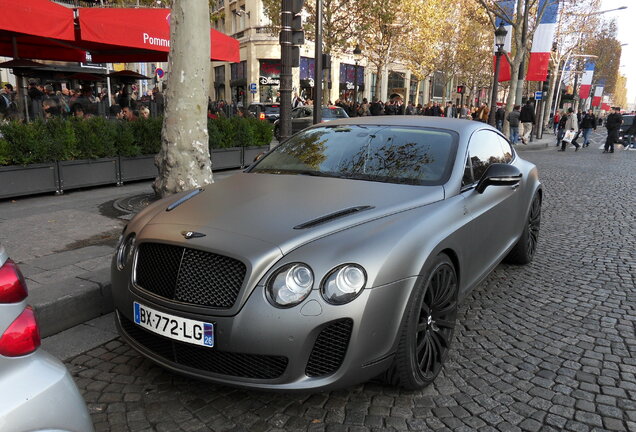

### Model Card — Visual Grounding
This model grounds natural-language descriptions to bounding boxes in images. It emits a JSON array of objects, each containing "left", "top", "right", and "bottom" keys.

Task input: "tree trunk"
[
  {"left": 374, "top": 64, "right": 383, "bottom": 100},
  {"left": 153, "top": 0, "right": 212, "bottom": 198}
]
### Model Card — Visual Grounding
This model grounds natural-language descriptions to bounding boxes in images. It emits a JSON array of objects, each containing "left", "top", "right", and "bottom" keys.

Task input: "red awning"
[
  {"left": 0, "top": 0, "right": 87, "bottom": 62},
  {"left": 77, "top": 8, "right": 240, "bottom": 63}
]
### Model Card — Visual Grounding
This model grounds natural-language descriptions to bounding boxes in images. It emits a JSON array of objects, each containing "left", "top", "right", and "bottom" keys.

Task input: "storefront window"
[
  {"left": 214, "top": 65, "right": 226, "bottom": 101},
  {"left": 259, "top": 59, "right": 281, "bottom": 102},
  {"left": 339, "top": 63, "right": 365, "bottom": 101}
]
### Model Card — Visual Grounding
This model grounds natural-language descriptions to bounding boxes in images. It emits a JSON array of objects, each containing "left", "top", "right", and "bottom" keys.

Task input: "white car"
[{"left": 0, "top": 245, "right": 94, "bottom": 431}]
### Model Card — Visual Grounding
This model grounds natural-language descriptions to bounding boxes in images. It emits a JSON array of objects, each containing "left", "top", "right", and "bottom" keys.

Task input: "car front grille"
[
  {"left": 119, "top": 314, "right": 288, "bottom": 380},
  {"left": 134, "top": 242, "right": 247, "bottom": 309},
  {"left": 305, "top": 319, "right": 353, "bottom": 377}
]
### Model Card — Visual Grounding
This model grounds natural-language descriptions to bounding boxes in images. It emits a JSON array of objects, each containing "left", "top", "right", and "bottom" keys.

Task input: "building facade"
[{"left": 209, "top": 0, "right": 439, "bottom": 106}]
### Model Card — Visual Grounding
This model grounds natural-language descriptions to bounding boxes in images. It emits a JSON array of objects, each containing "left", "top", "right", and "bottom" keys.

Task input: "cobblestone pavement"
[{"left": 66, "top": 130, "right": 636, "bottom": 432}]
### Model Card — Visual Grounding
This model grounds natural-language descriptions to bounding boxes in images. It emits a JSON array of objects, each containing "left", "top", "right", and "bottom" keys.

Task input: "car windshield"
[
  {"left": 322, "top": 107, "right": 348, "bottom": 118},
  {"left": 249, "top": 125, "right": 457, "bottom": 185},
  {"left": 264, "top": 105, "right": 280, "bottom": 114}
]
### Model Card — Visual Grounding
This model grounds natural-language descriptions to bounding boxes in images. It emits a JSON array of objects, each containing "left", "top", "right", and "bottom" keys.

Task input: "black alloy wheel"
[
  {"left": 526, "top": 193, "right": 541, "bottom": 259},
  {"left": 504, "top": 192, "right": 541, "bottom": 265},
  {"left": 391, "top": 254, "right": 458, "bottom": 389}
]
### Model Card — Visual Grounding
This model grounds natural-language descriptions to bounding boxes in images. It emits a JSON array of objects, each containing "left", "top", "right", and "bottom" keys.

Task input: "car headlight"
[
  {"left": 116, "top": 233, "right": 136, "bottom": 270},
  {"left": 267, "top": 263, "right": 314, "bottom": 307},
  {"left": 321, "top": 264, "right": 367, "bottom": 305}
]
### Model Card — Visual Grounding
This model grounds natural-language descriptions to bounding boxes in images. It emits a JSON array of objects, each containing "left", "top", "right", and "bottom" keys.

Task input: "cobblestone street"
[{"left": 65, "top": 131, "right": 636, "bottom": 432}]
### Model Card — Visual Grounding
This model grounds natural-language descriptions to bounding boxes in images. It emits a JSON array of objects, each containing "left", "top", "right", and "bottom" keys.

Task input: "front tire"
[
  {"left": 390, "top": 254, "right": 458, "bottom": 390},
  {"left": 504, "top": 192, "right": 541, "bottom": 265}
]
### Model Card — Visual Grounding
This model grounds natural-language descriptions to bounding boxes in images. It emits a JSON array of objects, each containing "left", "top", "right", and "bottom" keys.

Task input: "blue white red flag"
[
  {"left": 526, "top": 0, "right": 560, "bottom": 82},
  {"left": 578, "top": 61, "right": 595, "bottom": 99},
  {"left": 494, "top": 0, "right": 516, "bottom": 82}
]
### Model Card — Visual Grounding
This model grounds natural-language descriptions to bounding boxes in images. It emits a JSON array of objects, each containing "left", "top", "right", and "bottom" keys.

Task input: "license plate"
[{"left": 133, "top": 302, "right": 214, "bottom": 347}]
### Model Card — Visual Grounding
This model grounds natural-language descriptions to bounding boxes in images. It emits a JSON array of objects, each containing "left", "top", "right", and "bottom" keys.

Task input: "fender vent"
[{"left": 293, "top": 206, "right": 374, "bottom": 230}]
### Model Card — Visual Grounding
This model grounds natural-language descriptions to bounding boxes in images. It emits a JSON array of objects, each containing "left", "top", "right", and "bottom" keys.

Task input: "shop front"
[
  {"left": 259, "top": 59, "right": 280, "bottom": 103},
  {"left": 339, "top": 63, "right": 364, "bottom": 102},
  {"left": 230, "top": 61, "right": 247, "bottom": 107}
]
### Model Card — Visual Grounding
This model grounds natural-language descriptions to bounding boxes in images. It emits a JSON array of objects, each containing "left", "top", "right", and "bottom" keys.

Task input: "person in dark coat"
[
  {"left": 519, "top": 100, "right": 536, "bottom": 144},
  {"left": 579, "top": 109, "right": 597, "bottom": 148},
  {"left": 603, "top": 107, "right": 622, "bottom": 153},
  {"left": 495, "top": 104, "right": 505, "bottom": 131}
]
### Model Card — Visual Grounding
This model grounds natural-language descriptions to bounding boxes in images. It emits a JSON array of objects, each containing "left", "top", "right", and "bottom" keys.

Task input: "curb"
[{"left": 29, "top": 265, "right": 115, "bottom": 338}]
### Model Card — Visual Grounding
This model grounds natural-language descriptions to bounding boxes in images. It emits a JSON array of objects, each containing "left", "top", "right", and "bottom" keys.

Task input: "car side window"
[
  {"left": 467, "top": 130, "right": 508, "bottom": 181},
  {"left": 291, "top": 108, "right": 301, "bottom": 119},
  {"left": 497, "top": 135, "right": 514, "bottom": 163},
  {"left": 461, "top": 155, "right": 474, "bottom": 188}
]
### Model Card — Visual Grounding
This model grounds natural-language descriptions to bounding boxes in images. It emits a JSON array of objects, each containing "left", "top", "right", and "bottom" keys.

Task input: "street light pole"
[
  {"left": 353, "top": 44, "right": 361, "bottom": 116},
  {"left": 489, "top": 24, "right": 507, "bottom": 127}
]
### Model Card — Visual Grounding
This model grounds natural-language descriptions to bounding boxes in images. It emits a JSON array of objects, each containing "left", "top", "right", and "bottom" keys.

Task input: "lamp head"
[{"left": 495, "top": 23, "right": 508, "bottom": 49}]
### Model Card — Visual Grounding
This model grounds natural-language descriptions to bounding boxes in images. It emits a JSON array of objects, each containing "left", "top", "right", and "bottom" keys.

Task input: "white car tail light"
[
  {"left": 0, "top": 306, "right": 41, "bottom": 357},
  {"left": 0, "top": 259, "right": 28, "bottom": 303}
]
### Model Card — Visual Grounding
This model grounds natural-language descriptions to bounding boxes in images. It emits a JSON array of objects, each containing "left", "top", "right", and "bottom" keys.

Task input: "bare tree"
[{"left": 153, "top": 0, "right": 213, "bottom": 198}]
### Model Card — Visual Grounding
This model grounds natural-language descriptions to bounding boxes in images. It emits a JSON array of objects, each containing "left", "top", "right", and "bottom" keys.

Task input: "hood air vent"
[{"left": 293, "top": 206, "right": 374, "bottom": 230}]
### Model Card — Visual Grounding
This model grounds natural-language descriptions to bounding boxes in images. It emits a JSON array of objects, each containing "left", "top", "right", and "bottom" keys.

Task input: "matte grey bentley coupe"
[{"left": 111, "top": 117, "right": 542, "bottom": 391}]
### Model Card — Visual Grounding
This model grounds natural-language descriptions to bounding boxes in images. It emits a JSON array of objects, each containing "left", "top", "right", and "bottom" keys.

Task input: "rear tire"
[
  {"left": 389, "top": 254, "right": 458, "bottom": 390},
  {"left": 504, "top": 192, "right": 541, "bottom": 265}
]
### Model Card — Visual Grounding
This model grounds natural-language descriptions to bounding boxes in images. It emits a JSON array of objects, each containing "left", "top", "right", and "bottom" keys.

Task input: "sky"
[{"left": 601, "top": 0, "right": 635, "bottom": 107}]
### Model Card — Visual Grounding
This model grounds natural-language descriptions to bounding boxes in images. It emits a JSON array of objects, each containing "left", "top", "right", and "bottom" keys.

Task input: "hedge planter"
[
  {"left": 211, "top": 147, "right": 242, "bottom": 170},
  {"left": 0, "top": 163, "right": 59, "bottom": 199},
  {"left": 57, "top": 158, "right": 119, "bottom": 193},
  {"left": 119, "top": 155, "right": 158, "bottom": 183},
  {"left": 243, "top": 146, "right": 270, "bottom": 168}
]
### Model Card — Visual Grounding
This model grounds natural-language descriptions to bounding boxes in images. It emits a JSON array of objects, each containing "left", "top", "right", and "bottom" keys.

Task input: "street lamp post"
[
  {"left": 488, "top": 24, "right": 507, "bottom": 127},
  {"left": 353, "top": 44, "right": 362, "bottom": 116}
]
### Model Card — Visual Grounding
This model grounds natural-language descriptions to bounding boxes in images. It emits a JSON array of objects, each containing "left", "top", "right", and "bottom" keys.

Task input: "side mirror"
[{"left": 476, "top": 163, "right": 522, "bottom": 194}]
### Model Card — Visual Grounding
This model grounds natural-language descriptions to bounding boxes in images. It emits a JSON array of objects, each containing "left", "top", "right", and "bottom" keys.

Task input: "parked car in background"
[
  {"left": 111, "top": 117, "right": 542, "bottom": 392},
  {"left": 247, "top": 103, "right": 280, "bottom": 123},
  {"left": 0, "top": 244, "right": 94, "bottom": 431},
  {"left": 273, "top": 105, "right": 349, "bottom": 139},
  {"left": 617, "top": 114, "right": 634, "bottom": 145}
]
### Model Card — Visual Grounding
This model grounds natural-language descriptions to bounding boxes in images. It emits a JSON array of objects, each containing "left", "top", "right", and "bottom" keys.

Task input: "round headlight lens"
[
  {"left": 116, "top": 233, "right": 136, "bottom": 270},
  {"left": 322, "top": 264, "right": 367, "bottom": 305},
  {"left": 267, "top": 263, "right": 314, "bottom": 307}
]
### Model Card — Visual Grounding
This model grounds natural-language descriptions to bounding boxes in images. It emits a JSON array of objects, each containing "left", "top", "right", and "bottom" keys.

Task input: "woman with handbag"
[{"left": 559, "top": 108, "right": 580, "bottom": 151}]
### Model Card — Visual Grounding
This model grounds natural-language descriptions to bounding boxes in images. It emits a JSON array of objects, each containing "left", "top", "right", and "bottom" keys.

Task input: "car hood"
[{"left": 146, "top": 172, "right": 445, "bottom": 255}]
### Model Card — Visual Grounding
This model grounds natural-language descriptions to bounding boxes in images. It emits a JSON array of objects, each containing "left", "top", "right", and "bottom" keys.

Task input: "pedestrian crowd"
[{"left": 0, "top": 80, "right": 165, "bottom": 122}]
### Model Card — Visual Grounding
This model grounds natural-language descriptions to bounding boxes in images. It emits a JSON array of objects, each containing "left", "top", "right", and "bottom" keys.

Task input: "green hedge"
[{"left": 0, "top": 117, "right": 273, "bottom": 166}]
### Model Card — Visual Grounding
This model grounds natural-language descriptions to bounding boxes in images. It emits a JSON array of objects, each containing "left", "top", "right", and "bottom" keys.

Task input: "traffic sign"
[
  {"left": 534, "top": 91, "right": 543, "bottom": 101},
  {"left": 249, "top": 82, "right": 257, "bottom": 93},
  {"left": 155, "top": 67, "right": 165, "bottom": 78}
]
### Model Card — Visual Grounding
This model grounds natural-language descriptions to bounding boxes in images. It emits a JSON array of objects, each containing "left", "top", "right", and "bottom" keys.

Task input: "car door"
[
  {"left": 290, "top": 107, "right": 304, "bottom": 134},
  {"left": 292, "top": 107, "right": 313, "bottom": 134},
  {"left": 459, "top": 129, "right": 521, "bottom": 289}
]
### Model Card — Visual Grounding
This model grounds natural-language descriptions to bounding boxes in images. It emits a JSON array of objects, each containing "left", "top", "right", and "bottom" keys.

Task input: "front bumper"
[{"left": 112, "top": 275, "right": 416, "bottom": 391}]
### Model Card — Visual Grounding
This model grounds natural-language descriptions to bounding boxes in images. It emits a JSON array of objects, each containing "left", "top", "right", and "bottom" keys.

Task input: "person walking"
[
  {"left": 559, "top": 108, "right": 580, "bottom": 151},
  {"left": 579, "top": 109, "right": 597, "bottom": 148},
  {"left": 519, "top": 100, "right": 536, "bottom": 144},
  {"left": 556, "top": 110, "right": 567, "bottom": 146},
  {"left": 495, "top": 104, "right": 505, "bottom": 131},
  {"left": 507, "top": 105, "right": 522, "bottom": 144},
  {"left": 603, "top": 107, "right": 622, "bottom": 153},
  {"left": 552, "top": 111, "right": 560, "bottom": 135}
]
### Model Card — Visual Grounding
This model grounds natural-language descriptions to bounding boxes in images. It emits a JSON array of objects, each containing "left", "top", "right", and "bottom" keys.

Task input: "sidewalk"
[{"left": 0, "top": 169, "right": 241, "bottom": 343}]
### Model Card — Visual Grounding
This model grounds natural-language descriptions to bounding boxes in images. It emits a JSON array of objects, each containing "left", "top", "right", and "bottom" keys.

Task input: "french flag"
[
  {"left": 526, "top": 0, "right": 559, "bottom": 82},
  {"left": 494, "top": 0, "right": 515, "bottom": 82},
  {"left": 578, "top": 61, "right": 595, "bottom": 99},
  {"left": 592, "top": 82, "right": 604, "bottom": 107}
]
